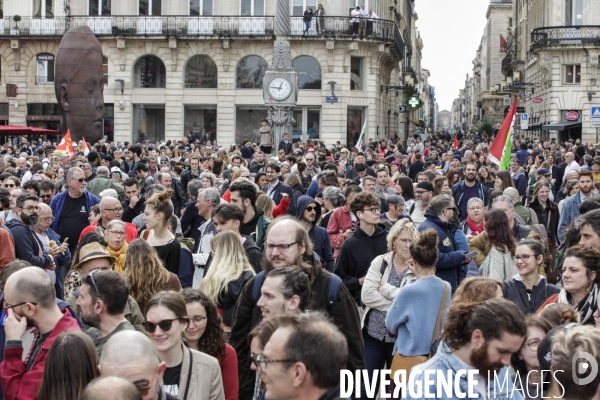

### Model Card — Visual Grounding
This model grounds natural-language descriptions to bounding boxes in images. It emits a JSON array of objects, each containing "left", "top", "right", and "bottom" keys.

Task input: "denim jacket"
[{"left": 405, "top": 342, "right": 524, "bottom": 400}]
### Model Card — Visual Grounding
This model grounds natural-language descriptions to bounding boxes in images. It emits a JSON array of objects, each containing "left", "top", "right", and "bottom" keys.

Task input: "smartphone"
[{"left": 465, "top": 251, "right": 479, "bottom": 259}]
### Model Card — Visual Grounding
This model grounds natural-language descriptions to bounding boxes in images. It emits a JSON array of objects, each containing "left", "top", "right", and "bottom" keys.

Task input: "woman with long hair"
[
  {"left": 182, "top": 289, "right": 238, "bottom": 400},
  {"left": 385, "top": 229, "right": 451, "bottom": 380},
  {"left": 144, "top": 291, "right": 224, "bottom": 400},
  {"left": 254, "top": 172, "right": 268, "bottom": 190},
  {"left": 124, "top": 239, "right": 181, "bottom": 314},
  {"left": 433, "top": 176, "right": 450, "bottom": 196},
  {"left": 528, "top": 180, "right": 559, "bottom": 259},
  {"left": 495, "top": 170, "right": 515, "bottom": 192},
  {"left": 558, "top": 178, "right": 579, "bottom": 214},
  {"left": 142, "top": 189, "right": 181, "bottom": 275},
  {"left": 37, "top": 331, "right": 99, "bottom": 400},
  {"left": 536, "top": 245, "right": 600, "bottom": 325},
  {"left": 446, "top": 168, "right": 460, "bottom": 187},
  {"left": 284, "top": 173, "right": 305, "bottom": 204},
  {"left": 503, "top": 239, "right": 560, "bottom": 314},
  {"left": 200, "top": 231, "right": 255, "bottom": 333},
  {"left": 255, "top": 193, "right": 289, "bottom": 221},
  {"left": 478, "top": 166, "right": 495, "bottom": 191},
  {"left": 471, "top": 209, "right": 517, "bottom": 281},
  {"left": 395, "top": 176, "right": 415, "bottom": 210}
]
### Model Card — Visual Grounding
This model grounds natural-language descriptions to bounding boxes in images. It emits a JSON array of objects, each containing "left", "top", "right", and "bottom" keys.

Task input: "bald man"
[
  {"left": 34, "top": 203, "right": 71, "bottom": 298},
  {"left": 99, "top": 330, "right": 173, "bottom": 400},
  {"left": 79, "top": 196, "right": 138, "bottom": 243},
  {"left": 55, "top": 26, "right": 105, "bottom": 144},
  {"left": 81, "top": 376, "right": 142, "bottom": 400},
  {"left": 0, "top": 267, "right": 81, "bottom": 400}
]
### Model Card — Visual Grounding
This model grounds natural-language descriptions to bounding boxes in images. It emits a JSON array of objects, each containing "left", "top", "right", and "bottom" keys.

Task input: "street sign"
[
  {"left": 408, "top": 96, "right": 420, "bottom": 108},
  {"left": 325, "top": 96, "right": 338, "bottom": 103},
  {"left": 399, "top": 105, "right": 407, "bottom": 113},
  {"left": 503, "top": 97, "right": 511, "bottom": 106},
  {"left": 517, "top": 107, "right": 525, "bottom": 113},
  {"left": 591, "top": 106, "right": 600, "bottom": 127},
  {"left": 520, "top": 113, "right": 529, "bottom": 130}
]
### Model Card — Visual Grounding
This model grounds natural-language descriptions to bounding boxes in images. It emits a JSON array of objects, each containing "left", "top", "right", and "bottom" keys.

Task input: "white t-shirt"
[{"left": 35, "top": 232, "right": 56, "bottom": 284}]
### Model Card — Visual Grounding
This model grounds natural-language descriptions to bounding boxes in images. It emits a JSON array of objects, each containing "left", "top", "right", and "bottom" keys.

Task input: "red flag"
[
  {"left": 500, "top": 34, "right": 507, "bottom": 53},
  {"left": 82, "top": 137, "right": 90, "bottom": 156},
  {"left": 489, "top": 97, "right": 518, "bottom": 169},
  {"left": 453, "top": 135, "right": 459, "bottom": 149},
  {"left": 56, "top": 130, "right": 75, "bottom": 159}
]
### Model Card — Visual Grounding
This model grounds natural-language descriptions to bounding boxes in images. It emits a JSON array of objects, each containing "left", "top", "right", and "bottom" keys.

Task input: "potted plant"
[{"left": 12, "top": 15, "right": 21, "bottom": 35}]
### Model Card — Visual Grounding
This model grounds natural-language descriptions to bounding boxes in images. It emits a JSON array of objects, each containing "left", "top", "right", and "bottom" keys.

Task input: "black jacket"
[
  {"left": 218, "top": 270, "right": 255, "bottom": 326},
  {"left": 242, "top": 236, "right": 263, "bottom": 273},
  {"left": 180, "top": 169, "right": 201, "bottom": 192},
  {"left": 278, "top": 140, "right": 293, "bottom": 154},
  {"left": 502, "top": 276, "right": 560, "bottom": 314},
  {"left": 408, "top": 160, "right": 425, "bottom": 181},
  {"left": 334, "top": 224, "right": 388, "bottom": 304},
  {"left": 121, "top": 198, "right": 146, "bottom": 223},
  {"left": 230, "top": 264, "right": 364, "bottom": 400},
  {"left": 180, "top": 200, "right": 205, "bottom": 252},
  {"left": 528, "top": 198, "right": 559, "bottom": 252}
]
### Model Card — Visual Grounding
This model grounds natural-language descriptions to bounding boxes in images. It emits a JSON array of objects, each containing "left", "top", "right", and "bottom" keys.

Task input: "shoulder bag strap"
[
  {"left": 431, "top": 282, "right": 449, "bottom": 348},
  {"left": 182, "top": 348, "right": 193, "bottom": 400}
]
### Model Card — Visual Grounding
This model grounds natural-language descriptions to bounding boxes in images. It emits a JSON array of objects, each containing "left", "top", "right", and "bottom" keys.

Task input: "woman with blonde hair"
[
  {"left": 255, "top": 193, "right": 290, "bottom": 221},
  {"left": 200, "top": 231, "right": 255, "bottom": 333},
  {"left": 124, "top": 239, "right": 181, "bottom": 314},
  {"left": 142, "top": 189, "right": 181, "bottom": 275}
]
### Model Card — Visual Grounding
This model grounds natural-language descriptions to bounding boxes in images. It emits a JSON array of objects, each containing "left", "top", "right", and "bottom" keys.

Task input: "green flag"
[{"left": 499, "top": 127, "right": 513, "bottom": 171}]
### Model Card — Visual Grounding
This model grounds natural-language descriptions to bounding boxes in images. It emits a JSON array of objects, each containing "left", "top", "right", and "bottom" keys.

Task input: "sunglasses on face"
[
  {"left": 305, "top": 206, "right": 319, "bottom": 212},
  {"left": 4, "top": 183, "right": 15, "bottom": 188},
  {"left": 142, "top": 318, "right": 178, "bottom": 333}
]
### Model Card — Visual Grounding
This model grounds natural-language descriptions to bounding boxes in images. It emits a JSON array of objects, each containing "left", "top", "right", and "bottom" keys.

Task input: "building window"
[
  {"left": 133, "top": 56, "right": 166, "bottom": 88},
  {"left": 292, "top": 107, "right": 320, "bottom": 141},
  {"left": 565, "top": 0, "right": 583, "bottom": 26},
  {"left": 36, "top": 54, "right": 54, "bottom": 84},
  {"left": 236, "top": 56, "right": 268, "bottom": 89},
  {"left": 292, "top": 56, "right": 321, "bottom": 89},
  {"left": 347, "top": 107, "right": 364, "bottom": 147},
  {"left": 236, "top": 107, "right": 267, "bottom": 143},
  {"left": 33, "top": 0, "right": 54, "bottom": 18},
  {"left": 103, "top": 56, "right": 108, "bottom": 86},
  {"left": 103, "top": 103, "right": 114, "bottom": 141},
  {"left": 89, "top": 0, "right": 111, "bottom": 15},
  {"left": 565, "top": 64, "right": 581, "bottom": 84},
  {"left": 190, "top": 0, "right": 213, "bottom": 15},
  {"left": 139, "top": 0, "right": 161, "bottom": 16},
  {"left": 241, "top": 0, "right": 264, "bottom": 16},
  {"left": 292, "top": 0, "right": 316, "bottom": 16},
  {"left": 185, "top": 55, "right": 218, "bottom": 88},
  {"left": 350, "top": 57, "right": 362, "bottom": 90},
  {"left": 133, "top": 104, "right": 165, "bottom": 143},
  {"left": 184, "top": 106, "right": 217, "bottom": 141},
  {"left": 348, "top": 0, "right": 367, "bottom": 13}
]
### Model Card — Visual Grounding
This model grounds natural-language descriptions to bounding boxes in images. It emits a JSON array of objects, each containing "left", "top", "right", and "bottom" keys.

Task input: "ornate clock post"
[{"left": 263, "top": 0, "right": 298, "bottom": 147}]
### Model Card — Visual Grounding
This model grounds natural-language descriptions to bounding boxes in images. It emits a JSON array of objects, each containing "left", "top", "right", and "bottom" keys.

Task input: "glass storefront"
[
  {"left": 103, "top": 104, "right": 114, "bottom": 142},
  {"left": 133, "top": 104, "right": 165, "bottom": 143},
  {"left": 347, "top": 107, "right": 364, "bottom": 147},
  {"left": 236, "top": 107, "right": 267, "bottom": 144},
  {"left": 292, "top": 107, "right": 320, "bottom": 142},
  {"left": 184, "top": 106, "right": 217, "bottom": 143}
]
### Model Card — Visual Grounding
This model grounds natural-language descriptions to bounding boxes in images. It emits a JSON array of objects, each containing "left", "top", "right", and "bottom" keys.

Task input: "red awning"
[{"left": 0, "top": 125, "right": 61, "bottom": 136}]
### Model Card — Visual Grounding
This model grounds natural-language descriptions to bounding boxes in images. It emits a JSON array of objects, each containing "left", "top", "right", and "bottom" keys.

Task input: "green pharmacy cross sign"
[{"left": 408, "top": 96, "right": 421, "bottom": 108}]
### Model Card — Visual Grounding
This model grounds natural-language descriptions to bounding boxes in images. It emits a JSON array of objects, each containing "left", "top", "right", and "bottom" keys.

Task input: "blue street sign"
[
  {"left": 521, "top": 113, "right": 529, "bottom": 121},
  {"left": 326, "top": 96, "right": 338, "bottom": 103}
]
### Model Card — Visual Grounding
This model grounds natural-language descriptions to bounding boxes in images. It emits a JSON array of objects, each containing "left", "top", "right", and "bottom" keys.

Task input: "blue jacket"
[
  {"left": 558, "top": 191, "right": 600, "bottom": 242},
  {"left": 296, "top": 195, "right": 335, "bottom": 272},
  {"left": 49, "top": 190, "right": 100, "bottom": 232},
  {"left": 262, "top": 181, "right": 296, "bottom": 216},
  {"left": 515, "top": 149, "right": 530, "bottom": 166},
  {"left": 5, "top": 219, "right": 52, "bottom": 269},
  {"left": 406, "top": 342, "right": 524, "bottom": 400},
  {"left": 451, "top": 180, "right": 490, "bottom": 221},
  {"left": 418, "top": 209, "right": 466, "bottom": 291},
  {"left": 511, "top": 169, "right": 527, "bottom": 198}
]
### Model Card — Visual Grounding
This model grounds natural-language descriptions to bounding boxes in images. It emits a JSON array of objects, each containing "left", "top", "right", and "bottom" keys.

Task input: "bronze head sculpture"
[{"left": 55, "top": 26, "right": 105, "bottom": 144}]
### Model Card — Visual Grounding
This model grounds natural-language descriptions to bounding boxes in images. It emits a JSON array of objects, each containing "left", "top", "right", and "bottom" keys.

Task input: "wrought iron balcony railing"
[{"left": 531, "top": 26, "right": 600, "bottom": 49}]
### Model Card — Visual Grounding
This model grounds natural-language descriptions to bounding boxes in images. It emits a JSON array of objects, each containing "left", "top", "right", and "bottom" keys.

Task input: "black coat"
[
  {"left": 261, "top": 182, "right": 296, "bottom": 216},
  {"left": 278, "top": 140, "right": 293, "bottom": 154},
  {"left": 408, "top": 161, "right": 425, "bottom": 182},
  {"left": 502, "top": 278, "right": 560, "bottom": 314}
]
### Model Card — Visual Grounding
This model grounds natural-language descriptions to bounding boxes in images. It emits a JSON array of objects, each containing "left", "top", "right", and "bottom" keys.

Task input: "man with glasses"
[
  {"left": 50, "top": 167, "right": 100, "bottom": 255},
  {"left": 34, "top": 203, "right": 71, "bottom": 298},
  {"left": 410, "top": 180, "right": 434, "bottom": 228},
  {"left": 79, "top": 197, "right": 137, "bottom": 243},
  {"left": 230, "top": 218, "right": 364, "bottom": 400},
  {"left": 39, "top": 180, "right": 56, "bottom": 205},
  {"left": 100, "top": 330, "right": 177, "bottom": 400},
  {"left": 76, "top": 270, "right": 135, "bottom": 356},
  {"left": 87, "top": 166, "right": 125, "bottom": 202},
  {"left": 0, "top": 267, "right": 81, "bottom": 400},
  {"left": 6, "top": 194, "right": 54, "bottom": 271},
  {"left": 3, "top": 187, "right": 23, "bottom": 222}
]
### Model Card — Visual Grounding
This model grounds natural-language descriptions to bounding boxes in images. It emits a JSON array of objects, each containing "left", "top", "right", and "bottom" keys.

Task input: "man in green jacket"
[{"left": 87, "top": 166, "right": 125, "bottom": 201}]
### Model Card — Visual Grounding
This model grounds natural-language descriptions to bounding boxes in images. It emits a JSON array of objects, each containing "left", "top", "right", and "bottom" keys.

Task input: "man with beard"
[
  {"left": 558, "top": 170, "right": 599, "bottom": 242},
  {"left": 296, "top": 195, "right": 335, "bottom": 272},
  {"left": 76, "top": 270, "right": 134, "bottom": 356},
  {"left": 6, "top": 194, "right": 54, "bottom": 270},
  {"left": 410, "top": 181, "right": 434, "bottom": 228},
  {"left": 405, "top": 299, "right": 526, "bottom": 400},
  {"left": 451, "top": 162, "right": 490, "bottom": 222},
  {"left": 230, "top": 218, "right": 364, "bottom": 400},
  {"left": 229, "top": 180, "right": 270, "bottom": 251}
]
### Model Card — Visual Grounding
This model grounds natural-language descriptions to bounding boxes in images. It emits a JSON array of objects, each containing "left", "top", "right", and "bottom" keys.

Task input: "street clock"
[
  {"left": 268, "top": 77, "right": 293, "bottom": 101},
  {"left": 264, "top": 71, "right": 298, "bottom": 106}
]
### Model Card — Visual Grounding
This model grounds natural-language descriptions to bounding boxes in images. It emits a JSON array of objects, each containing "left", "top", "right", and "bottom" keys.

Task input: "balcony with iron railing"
[
  {"left": 530, "top": 26, "right": 600, "bottom": 50},
  {"left": 2, "top": 15, "right": 404, "bottom": 57}
]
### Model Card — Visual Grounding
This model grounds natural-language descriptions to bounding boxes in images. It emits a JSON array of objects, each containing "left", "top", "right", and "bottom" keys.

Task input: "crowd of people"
[{"left": 0, "top": 130, "right": 599, "bottom": 400}]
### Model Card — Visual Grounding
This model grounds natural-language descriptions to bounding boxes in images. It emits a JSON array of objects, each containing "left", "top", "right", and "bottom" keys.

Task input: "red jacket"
[
  {"left": 326, "top": 206, "right": 355, "bottom": 260},
  {"left": 271, "top": 196, "right": 290, "bottom": 218},
  {"left": 79, "top": 217, "right": 138, "bottom": 244},
  {"left": 0, "top": 309, "right": 81, "bottom": 400}
]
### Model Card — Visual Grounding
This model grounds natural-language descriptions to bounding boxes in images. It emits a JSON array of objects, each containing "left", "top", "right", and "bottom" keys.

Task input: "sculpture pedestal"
[{"left": 267, "top": 106, "right": 295, "bottom": 147}]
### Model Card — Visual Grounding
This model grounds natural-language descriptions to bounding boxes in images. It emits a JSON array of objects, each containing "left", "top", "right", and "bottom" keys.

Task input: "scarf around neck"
[
  {"left": 107, "top": 242, "right": 128, "bottom": 274},
  {"left": 467, "top": 216, "right": 484, "bottom": 235},
  {"left": 559, "top": 283, "right": 599, "bottom": 324}
]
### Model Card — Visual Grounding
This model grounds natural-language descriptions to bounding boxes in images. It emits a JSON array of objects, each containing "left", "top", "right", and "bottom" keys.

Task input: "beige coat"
[{"left": 178, "top": 344, "right": 225, "bottom": 400}]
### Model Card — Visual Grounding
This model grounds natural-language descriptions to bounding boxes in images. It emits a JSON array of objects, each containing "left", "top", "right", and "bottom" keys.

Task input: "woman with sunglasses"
[
  {"left": 503, "top": 239, "right": 559, "bottom": 315},
  {"left": 144, "top": 291, "right": 225, "bottom": 400},
  {"left": 182, "top": 289, "right": 238, "bottom": 400},
  {"left": 3, "top": 176, "right": 20, "bottom": 191}
]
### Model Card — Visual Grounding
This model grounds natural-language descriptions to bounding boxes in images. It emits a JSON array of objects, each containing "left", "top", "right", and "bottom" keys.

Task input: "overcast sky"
[{"left": 415, "top": 0, "right": 491, "bottom": 112}]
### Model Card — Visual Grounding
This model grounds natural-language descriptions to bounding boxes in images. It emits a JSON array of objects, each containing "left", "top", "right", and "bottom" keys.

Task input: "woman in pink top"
[{"left": 327, "top": 185, "right": 362, "bottom": 259}]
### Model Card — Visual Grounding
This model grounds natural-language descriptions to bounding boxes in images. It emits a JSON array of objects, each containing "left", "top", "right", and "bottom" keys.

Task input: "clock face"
[{"left": 268, "top": 77, "right": 292, "bottom": 101}]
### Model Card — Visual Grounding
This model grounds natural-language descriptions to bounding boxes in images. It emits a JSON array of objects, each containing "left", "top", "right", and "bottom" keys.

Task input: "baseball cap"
[
  {"left": 536, "top": 168, "right": 550, "bottom": 176},
  {"left": 110, "top": 166, "right": 123, "bottom": 175},
  {"left": 416, "top": 181, "right": 434, "bottom": 192}
]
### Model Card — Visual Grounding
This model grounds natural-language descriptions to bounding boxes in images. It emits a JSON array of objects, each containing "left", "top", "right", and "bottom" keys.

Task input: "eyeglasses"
[
  {"left": 468, "top": 206, "right": 483, "bottom": 211},
  {"left": 142, "top": 318, "right": 179, "bottom": 333},
  {"left": 40, "top": 216, "right": 55, "bottom": 222},
  {"left": 132, "top": 379, "right": 152, "bottom": 396},
  {"left": 396, "top": 238, "right": 412, "bottom": 246},
  {"left": 250, "top": 353, "right": 260, "bottom": 369},
  {"left": 71, "top": 178, "right": 86, "bottom": 183},
  {"left": 527, "top": 338, "right": 541, "bottom": 351},
  {"left": 364, "top": 207, "right": 380, "bottom": 214},
  {"left": 3, "top": 300, "right": 37, "bottom": 309},
  {"left": 189, "top": 315, "right": 207, "bottom": 325},
  {"left": 107, "top": 230, "right": 125, "bottom": 237},
  {"left": 445, "top": 207, "right": 455, "bottom": 212},
  {"left": 111, "top": 172, "right": 121, "bottom": 176},
  {"left": 255, "top": 354, "right": 295, "bottom": 372},
  {"left": 265, "top": 242, "right": 298, "bottom": 253},
  {"left": 305, "top": 206, "right": 319, "bottom": 212},
  {"left": 104, "top": 207, "right": 123, "bottom": 213},
  {"left": 4, "top": 184, "right": 15, "bottom": 188},
  {"left": 40, "top": 194, "right": 53, "bottom": 199},
  {"left": 514, "top": 254, "right": 532, "bottom": 262},
  {"left": 415, "top": 190, "right": 428, "bottom": 195},
  {"left": 21, "top": 205, "right": 41, "bottom": 213}
]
